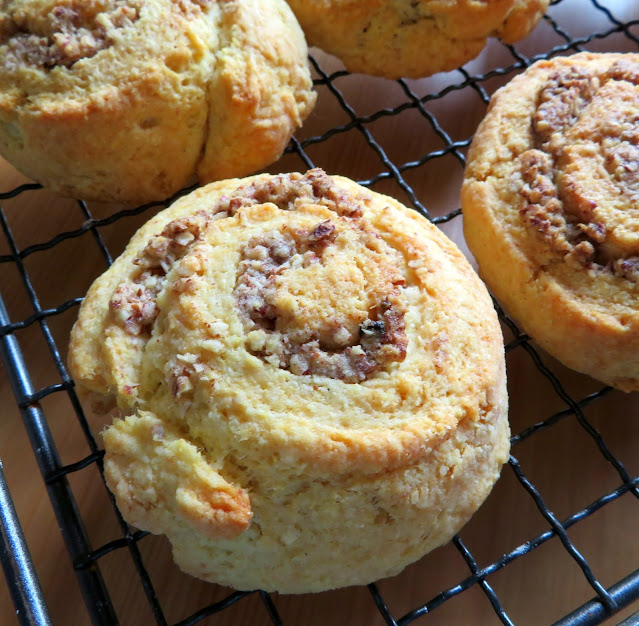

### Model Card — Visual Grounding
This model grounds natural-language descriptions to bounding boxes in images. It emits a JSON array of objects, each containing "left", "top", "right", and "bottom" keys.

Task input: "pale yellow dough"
[
  {"left": 285, "top": 0, "right": 549, "bottom": 79},
  {"left": 69, "top": 170, "right": 509, "bottom": 592},
  {"left": 0, "top": 0, "right": 315, "bottom": 203},
  {"left": 463, "top": 52, "right": 639, "bottom": 391}
]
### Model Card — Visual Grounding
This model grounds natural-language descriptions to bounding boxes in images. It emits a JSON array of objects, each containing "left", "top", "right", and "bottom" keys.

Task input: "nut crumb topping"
[
  {"left": 517, "top": 60, "right": 639, "bottom": 282},
  {"left": 234, "top": 224, "right": 407, "bottom": 383},
  {"left": 216, "top": 169, "right": 366, "bottom": 219},
  {"left": 108, "top": 170, "right": 404, "bottom": 385},
  {"left": 1, "top": 1, "right": 141, "bottom": 70}
]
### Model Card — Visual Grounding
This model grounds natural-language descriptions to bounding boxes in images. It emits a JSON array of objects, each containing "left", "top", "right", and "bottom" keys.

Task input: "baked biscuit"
[
  {"left": 0, "top": 0, "right": 315, "bottom": 203},
  {"left": 285, "top": 0, "right": 549, "bottom": 79},
  {"left": 463, "top": 52, "right": 639, "bottom": 391},
  {"left": 69, "top": 169, "right": 509, "bottom": 592}
]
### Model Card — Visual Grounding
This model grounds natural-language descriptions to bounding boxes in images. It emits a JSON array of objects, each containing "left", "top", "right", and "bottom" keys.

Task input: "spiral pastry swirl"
[
  {"left": 69, "top": 170, "right": 508, "bottom": 592},
  {"left": 463, "top": 52, "right": 639, "bottom": 391},
  {"left": 284, "top": 0, "right": 549, "bottom": 79},
  {"left": 0, "top": 0, "right": 315, "bottom": 202}
]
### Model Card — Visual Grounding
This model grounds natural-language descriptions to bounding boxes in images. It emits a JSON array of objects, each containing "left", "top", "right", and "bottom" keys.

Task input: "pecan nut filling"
[
  {"left": 1, "top": 1, "right": 141, "bottom": 70},
  {"left": 234, "top": 223, "right": 407, "bottom": 383},
  {"left": 517, "top": 59, "right": 639, "bottom": 280},
  {"left": 108, "top": 170, "right": 409, "bottom": 385}
]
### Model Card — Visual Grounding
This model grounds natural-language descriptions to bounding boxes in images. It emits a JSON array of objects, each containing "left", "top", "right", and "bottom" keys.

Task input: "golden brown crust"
[
  {"left": 285, "top": 0, "right": 549, "bottom": 79},
  {"left": 103, "top": 412, "right": 252, "bottom": 539},
  {"left": 496, "top": 0, "right": 549, "bottom": 43},
  {"left": 69, "top": 169, "right": 509, "bottom": 592},
  {"left": 0, "top": 0, "right": 315, "bottom": 203},
  {"left": 463, "top": 52, "right": 639, "bottom": 391}
]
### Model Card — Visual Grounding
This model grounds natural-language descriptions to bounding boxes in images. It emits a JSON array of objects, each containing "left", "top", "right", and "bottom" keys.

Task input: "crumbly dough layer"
[
  {"left": 463, "top": 52, "right": 639, "bottom": 391},
  {"left": 69, "top": 169, "right": 509, "bottom": 592},
  {"left": 0, "top": 0, "right": 315, "bottom": 203},
  {"left": 285, "top": 0, "right": 549, "bottom": 79}
]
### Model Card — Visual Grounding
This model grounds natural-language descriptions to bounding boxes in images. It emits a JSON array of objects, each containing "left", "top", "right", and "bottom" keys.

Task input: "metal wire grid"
[{"left": 0, "top": 0, "right": 638, "bottom": 624}]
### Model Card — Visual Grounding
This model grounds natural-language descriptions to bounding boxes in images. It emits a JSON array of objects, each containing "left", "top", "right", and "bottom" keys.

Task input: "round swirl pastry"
[
  {"left": 463, "top": 52, "right": 639, "bottom": 391},
  {"left": 0, "top": 0, "right": 315, "bottom": 203},
  {"left": 284, "top": 0, "right": 549, "bottom": 79},
  {"left": 69, "top": 169, "right": 509, "bottom": 592}
]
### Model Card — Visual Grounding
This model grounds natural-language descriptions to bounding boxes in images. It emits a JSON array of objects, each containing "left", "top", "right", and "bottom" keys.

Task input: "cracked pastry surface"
[
  {"left": 69, "top": 169, "right": 509, "bottom": 592},
  {"left": 284, "top": 0, "right": 549, "bottom": 79},
  {"left": 0, "top": 0, "right": 315, "bottom": 203},
  {"left": 463, "top": 52, "right": 639, "bottom": 391}
]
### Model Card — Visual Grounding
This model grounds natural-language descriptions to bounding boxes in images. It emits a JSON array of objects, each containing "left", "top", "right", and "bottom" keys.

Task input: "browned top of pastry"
[
  {"left": 463, "top": 52, "right": 639, "bottom": 391},
  {"left": 0, "top": 0, "right": 315, "bottom": 202},
  {"left": 70, "top": 169, "right": 506, "bottom": 475},
  {"left": 285, "top": 0, "right": 549, "bottom": 78}
]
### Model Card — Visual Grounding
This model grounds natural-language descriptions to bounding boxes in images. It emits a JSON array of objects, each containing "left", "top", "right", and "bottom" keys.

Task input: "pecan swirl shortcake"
[
  {"left": 0, "top": 0, "right": 315, "bottom": 203},
  {"left": 285, "top": 0, "right": 549, "bottom": 79},
  {"left": 69, "top": 169, "right": 509, "bottom": 592},
  {"left": 463, "top": 52, "right": 639, "bottom": 391}
]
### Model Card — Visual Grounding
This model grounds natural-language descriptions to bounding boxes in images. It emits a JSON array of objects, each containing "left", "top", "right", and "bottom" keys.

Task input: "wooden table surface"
[{"left": 1, "top": 1, "right": 638, "bottom": 624}]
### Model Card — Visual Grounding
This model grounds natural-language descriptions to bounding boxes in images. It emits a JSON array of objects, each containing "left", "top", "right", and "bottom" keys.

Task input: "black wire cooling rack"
[{"left": 1, "top": 1, "right": 639, "bottom": 624}]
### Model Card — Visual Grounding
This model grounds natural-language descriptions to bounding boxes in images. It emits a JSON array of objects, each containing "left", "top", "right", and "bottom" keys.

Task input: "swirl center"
[{"left": 235, "top": 220, "right": 408, "bottom": 382}]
